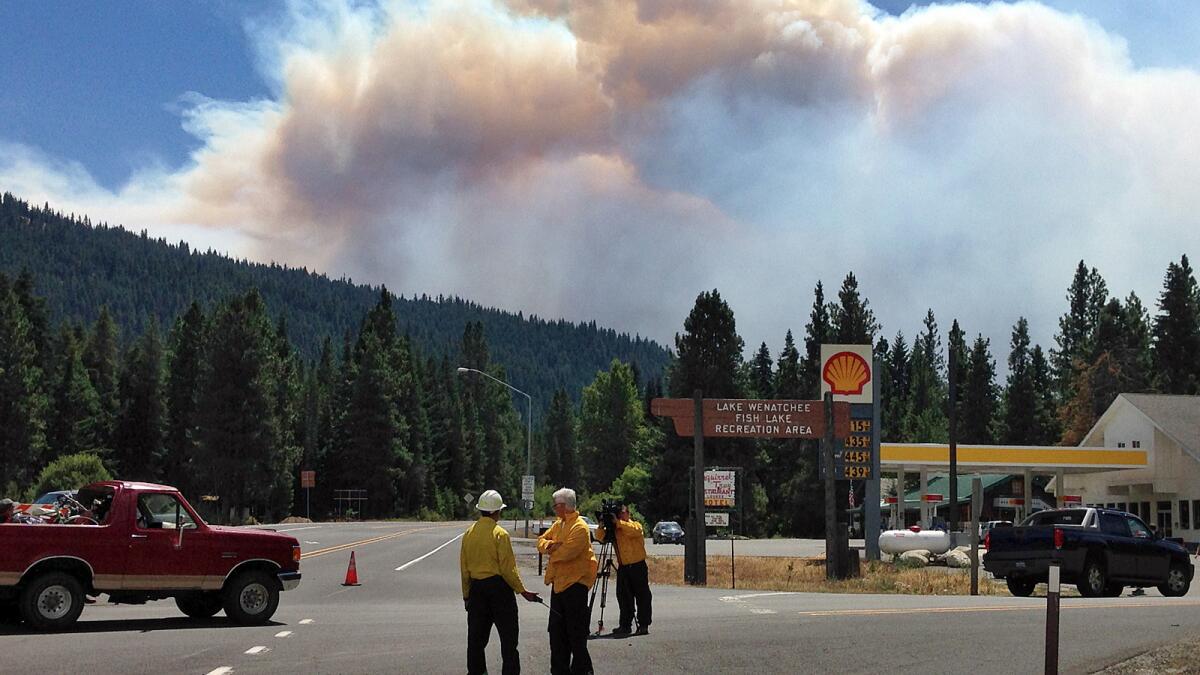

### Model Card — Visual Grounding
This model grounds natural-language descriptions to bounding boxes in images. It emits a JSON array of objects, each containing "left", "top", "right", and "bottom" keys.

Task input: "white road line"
[
  {"left": 396, "top": 533, "right": 464, "bottom": 571},
  {"left": 720, "top": 592, "right": 797, "bottom": 602},
  {"left": 749, "top": 608, "right": 777, "bottom": 615},
  {"left": 244, "top": 646, "right": 270, "bottom": 655},
  {"left": 275, "top": 631, "right": 293, "bottom": 638},
  {"left": 274, "top": 525, "right": 323, "bottom": 532},
  {"left": 205, "top": 668, "right": 233, "bottom": 675},
  {"left": 299, "top": 619, "right": 314, "bottom": 625}
]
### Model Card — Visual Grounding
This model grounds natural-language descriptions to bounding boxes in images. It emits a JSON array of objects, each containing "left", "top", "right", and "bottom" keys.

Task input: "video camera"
[{"left": 594, "top": 498, "right": 624, "bottom": 541}]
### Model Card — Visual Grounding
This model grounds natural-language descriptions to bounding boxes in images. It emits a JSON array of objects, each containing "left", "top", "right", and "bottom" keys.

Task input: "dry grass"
[{"left": 646, "top": 555, "right": 1010, "bottom": 595}]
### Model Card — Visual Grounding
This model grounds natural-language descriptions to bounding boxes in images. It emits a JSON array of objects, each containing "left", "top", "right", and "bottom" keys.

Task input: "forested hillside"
[
  {"left": 2, "top": 192, "right": 1196, "bottom": 535},
  {"left": 0, "top": 192, "right": 670, "bottom": 412}
]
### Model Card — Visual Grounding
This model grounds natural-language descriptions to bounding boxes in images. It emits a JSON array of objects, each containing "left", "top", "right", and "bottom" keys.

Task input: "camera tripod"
[{"left": 587, "top": 522, "right": 620, "bottom": 636}]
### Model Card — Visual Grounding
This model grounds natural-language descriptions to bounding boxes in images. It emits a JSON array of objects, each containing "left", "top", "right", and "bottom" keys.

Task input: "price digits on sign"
[
  {"left": 845, "top": 434, "right": 871, "bottom": 448},
  {"left": 842, "top": 465, "right": 870, "bottom": 479},
  {"left": 842, "top": 450, "right": 870, "bottom": 464}
]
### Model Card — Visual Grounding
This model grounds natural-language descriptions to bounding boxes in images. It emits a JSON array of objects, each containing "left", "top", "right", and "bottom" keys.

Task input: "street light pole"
[{"left": 456, "top": 367, "right": 532, "bottom": 536}]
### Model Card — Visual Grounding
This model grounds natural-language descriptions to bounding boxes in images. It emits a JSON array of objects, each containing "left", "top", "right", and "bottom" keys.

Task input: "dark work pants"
[
  {"left": 548, "top": 582, "right": 592, "bottom": 675},
  {"left": 616, "top": 560, "right": 652, "bottom": 629},
  {"left": 467, "top": 576, "right": 520, "bottom": 675}
]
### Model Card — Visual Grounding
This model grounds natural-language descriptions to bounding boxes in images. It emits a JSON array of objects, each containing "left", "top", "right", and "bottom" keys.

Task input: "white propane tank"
[{"left": 878, "top": 526, "right": 952, "bottom": 555}]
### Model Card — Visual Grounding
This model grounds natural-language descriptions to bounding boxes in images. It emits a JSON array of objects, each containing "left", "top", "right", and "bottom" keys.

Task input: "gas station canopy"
[{"left": 881, "top": 443, "right": 1147, "bottom": 474}]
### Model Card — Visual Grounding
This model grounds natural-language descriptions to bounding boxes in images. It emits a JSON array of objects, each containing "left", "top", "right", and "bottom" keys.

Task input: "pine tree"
[
  {"left": 1121, "top": 292, "right": 1155, "bottom": 394},
  {"left": 653, "top": 289, "right": 745, "bottom": 531},
  {"left": 579, "top": 360, "right": 644, "bottom": 492},
  {"left": 830, "top": 272, "right": 880, "bottom": 344},
  {"left": 882, "top": 332, "right": 910, "bottom": 442},
  {"left": 336, "top": 331, "right": 410, "bottom": 517},
  {"left": 0, "top": 276, "right": 49, "bottom": 488},
  {"left": 84, "top": 306, "right": 121, "bottom": 451},
  {"left": 48, "top": 326, "right": 104, "bottom": 461},
  {"left": 670, "top": 289, "right": 744, "bottom": 399},
  {"left": 12, "top": 269, "right": 51, "bottom": 376},
  {"left": 269, "top": 317, "right": 302, "bottom": 517},
  {"left": 1003, "top": 318, "right": 1038, "bottom": 444},
  {"left": 775, "top": 331, "right": 803, "bottom": 399},
  {"left": 1052, "top": 262, "right": 1108, "bottom": 402},
  {"left": 947, "top": 320, "right": 967, "bottom": 427},
  {"left": 961, "top": 335, "right": 998, "bottom": 444},
  {"left": 902, "top": 310, "right": 947, "bottom": 442},
  {"left": 193, "top": 291, "right": 284, "bottom": 521},
  {"left": 164, "top": 302, "right": 206, "bottom": 496},
  {"left": 1152, "top": 255, "right": 1200, "bottom": 394},
  {"left": 111, "top": 319, "right": 167, "bottom": 480},
  {"left": 544, "top": 389, "right": 577, "bottom": 488},
  {"left": 1030, "top": 346, "right": 1059, "bottom": 444},
  {"left": 750, "top": 342, "right": 773, "bottom": 399},
  {"left": 801, "top": 282, "right": 831, "bottom": 397}
]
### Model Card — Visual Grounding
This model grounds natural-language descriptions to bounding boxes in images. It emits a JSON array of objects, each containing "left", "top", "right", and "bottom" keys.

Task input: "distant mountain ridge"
[{"left": 0, "top": 192, "right": 671, "bottom": 406}]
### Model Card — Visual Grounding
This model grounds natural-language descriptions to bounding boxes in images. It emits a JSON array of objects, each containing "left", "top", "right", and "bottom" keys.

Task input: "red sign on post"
[
  {"left": 300, "top": 471, "right": 316, "bottom": 489},
  {"left": 922, "top": 494, "right": 944, "bottom": 503},
  {"left": 650, "top": 398, "right": 851, "bottom": 439}
]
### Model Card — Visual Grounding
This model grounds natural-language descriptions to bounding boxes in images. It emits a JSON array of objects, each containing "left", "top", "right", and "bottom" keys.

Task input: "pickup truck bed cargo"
[
  {"left": 1, "top": 481, "right": 301, "bottom": 630},
  {"left": 983, "top": 507, "right": 1192, "bottom": 598}
]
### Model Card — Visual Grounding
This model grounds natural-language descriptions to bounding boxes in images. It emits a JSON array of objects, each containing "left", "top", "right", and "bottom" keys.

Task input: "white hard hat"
[{"left": 476, "top": 490, "right": 506, "bottom": 512}]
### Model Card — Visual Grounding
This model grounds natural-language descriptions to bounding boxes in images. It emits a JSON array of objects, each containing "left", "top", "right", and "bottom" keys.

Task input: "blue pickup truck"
[{"left": 983, "top": 507, "right": 1193, "bottom": 597}]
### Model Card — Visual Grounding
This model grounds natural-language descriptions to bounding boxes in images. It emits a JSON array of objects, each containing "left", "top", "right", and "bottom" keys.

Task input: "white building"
[{"left": 1063, "top": 394, "right": 1200, "bottom": 545}]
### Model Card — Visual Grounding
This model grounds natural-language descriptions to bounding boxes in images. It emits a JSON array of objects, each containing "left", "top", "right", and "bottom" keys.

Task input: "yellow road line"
[
  {"left": 302, "top": 525, "right": 458, "bottom": 559},
  {"left": 800, "top": 600, "right": 1200, "bottom": 617}
]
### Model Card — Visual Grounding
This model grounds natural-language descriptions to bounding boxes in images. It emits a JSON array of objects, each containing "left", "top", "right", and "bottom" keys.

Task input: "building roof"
[
  {"left": 1121, "top": 394, "right": 1200, "bottom": 461},
  {"left": 898, "top": 473, "right": 1011, "bottom": 506}
]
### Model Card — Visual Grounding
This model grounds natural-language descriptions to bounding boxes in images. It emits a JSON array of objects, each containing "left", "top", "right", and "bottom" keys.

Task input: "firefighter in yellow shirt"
[
  {"left": 537, "top": 487, "right": 597, "bottom": 675},
  {"left": 594, "top": 503, "right": 652, "bottom": 635},
  {"left": 460, "top": 490, "right": 541, "bottom": 675}
]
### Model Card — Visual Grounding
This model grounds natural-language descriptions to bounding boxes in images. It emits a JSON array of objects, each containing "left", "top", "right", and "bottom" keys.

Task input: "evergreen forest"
[{"left": 2, "top": 192, "right": 1198, "bottom": 535}]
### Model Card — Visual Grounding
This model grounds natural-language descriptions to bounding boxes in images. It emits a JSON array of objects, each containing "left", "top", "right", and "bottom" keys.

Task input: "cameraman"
[{"left": 594, "top": 504, "right": 652, "bottom": 636}]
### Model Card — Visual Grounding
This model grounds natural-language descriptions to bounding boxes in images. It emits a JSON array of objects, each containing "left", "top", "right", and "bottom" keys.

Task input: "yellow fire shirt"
[
  {"left": 595, "top": 518, "right": 647, "bottom": 566},
  {"left": 537, "top": 511, "right": 598, "bottom": 592},
  {"left": 460, "top": 516, "right": 527, "bottom": 599}
]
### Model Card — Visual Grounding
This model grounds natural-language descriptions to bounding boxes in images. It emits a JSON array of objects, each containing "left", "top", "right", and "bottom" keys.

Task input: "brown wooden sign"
[{"left": 650, "top": 398, "right": 851, "bottom": 439}]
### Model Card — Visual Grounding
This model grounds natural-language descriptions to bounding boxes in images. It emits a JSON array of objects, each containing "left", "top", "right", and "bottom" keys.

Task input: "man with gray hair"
[{"left": 538, "top": 487, "right": 597, "bottom": 674}]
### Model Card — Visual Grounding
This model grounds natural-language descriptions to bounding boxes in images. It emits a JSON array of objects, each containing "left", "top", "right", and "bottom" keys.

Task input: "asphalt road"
[{"left": 3, "top": 521, "right": 1199, "bottom": 674}]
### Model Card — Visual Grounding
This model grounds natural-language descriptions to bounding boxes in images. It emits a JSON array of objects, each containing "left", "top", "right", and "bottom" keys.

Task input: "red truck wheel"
[
  {"left": 19, "top": 572, "right": 85, "bottom": 631},
  {"left": 176, "top": 592, "right": 223, "bottom": 619},
  {"left": 223, "top": 571, "right": 280, "bottom": 625}
]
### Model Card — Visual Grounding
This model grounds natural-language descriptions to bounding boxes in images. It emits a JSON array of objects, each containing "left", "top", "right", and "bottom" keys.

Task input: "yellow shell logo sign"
[{"left": 823, "top": 351, "right": 871, "bottom": 396}]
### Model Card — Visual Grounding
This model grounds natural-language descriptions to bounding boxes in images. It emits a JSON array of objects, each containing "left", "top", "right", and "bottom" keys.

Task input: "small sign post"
[
  {"left": 300, "top": 470, "right": 316, "bottom": 520},
  {"left": 521, "top": 475, "right": 535, "bottom": 537},
  {"left": 1046, "top": 561, "right": 1061, "bottom": 674}
]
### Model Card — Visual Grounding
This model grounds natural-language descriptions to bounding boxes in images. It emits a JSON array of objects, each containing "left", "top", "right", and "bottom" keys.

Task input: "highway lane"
[
  {"left": 4, "top": 521, "right": 1200, "bottom": 673},
  {"left": 0, "top": 521, "right": 469, "bottom": 674}
]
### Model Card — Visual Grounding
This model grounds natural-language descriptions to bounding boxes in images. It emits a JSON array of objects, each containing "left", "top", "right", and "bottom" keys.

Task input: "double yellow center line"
[{"left": 301, "top": 525, "right": 457, "bottom": 560}]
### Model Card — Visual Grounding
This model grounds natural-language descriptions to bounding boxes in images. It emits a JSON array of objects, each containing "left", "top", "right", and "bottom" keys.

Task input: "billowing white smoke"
[{"left": 4, "top": 0, "right": 1198, "bottom": 353}]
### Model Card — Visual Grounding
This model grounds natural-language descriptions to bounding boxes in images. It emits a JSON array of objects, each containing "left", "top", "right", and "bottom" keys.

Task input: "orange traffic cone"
[{"left": 342, "top": 551, "right": 361, "bottom": 586}]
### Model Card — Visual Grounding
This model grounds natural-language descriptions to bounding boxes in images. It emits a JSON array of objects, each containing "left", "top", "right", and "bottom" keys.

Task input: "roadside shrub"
[{"left": 30, "top": 452, "right": 112, "bottom": 500}]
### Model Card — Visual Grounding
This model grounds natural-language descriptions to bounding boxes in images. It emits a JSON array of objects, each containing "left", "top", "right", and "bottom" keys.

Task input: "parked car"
[
  {"left": 580, "top": 515, "right": 599, "bottom": 539},
  {"left": 979, "top": 520, "right": 1012, "bottom": 539},
  {"left": 32, "top": 490, "right": 77, "bottom": 506},
  {"left": 652, "top": 521, "right": 685, "bottom": 545},
  {"left": 983, "top": 507, "right": 1193, "bottom": 598},
  {"left": 1, "top": 481, "right": 302, "bottom": 630}
]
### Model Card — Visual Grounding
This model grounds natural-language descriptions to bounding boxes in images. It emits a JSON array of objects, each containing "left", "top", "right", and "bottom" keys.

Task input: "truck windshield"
[{"left": 1022, "top": 509, "right": 1089, "bottom": 526}]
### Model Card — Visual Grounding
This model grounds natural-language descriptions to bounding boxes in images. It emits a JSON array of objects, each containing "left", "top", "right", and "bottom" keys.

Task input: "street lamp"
[{"left": 456, "top": 367, "right": 533, "bottom": 535}]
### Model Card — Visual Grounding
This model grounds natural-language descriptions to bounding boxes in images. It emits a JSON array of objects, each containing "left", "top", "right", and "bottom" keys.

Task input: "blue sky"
[{"left": 2, "top": 1, "right": 1199, "bottom": 360}]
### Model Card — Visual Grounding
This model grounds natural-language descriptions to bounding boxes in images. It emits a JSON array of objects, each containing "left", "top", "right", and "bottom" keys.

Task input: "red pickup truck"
[{"left": 0, "top": 481, "right": 301, "bottom": 630}]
